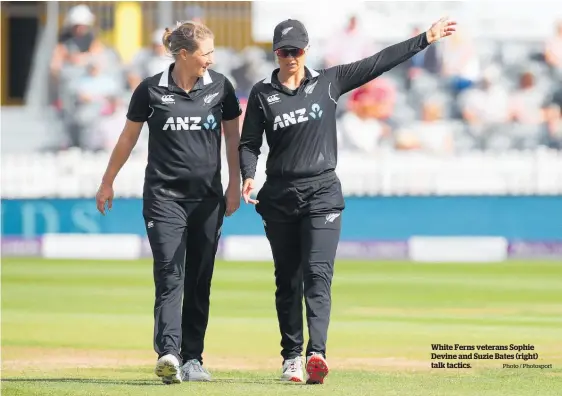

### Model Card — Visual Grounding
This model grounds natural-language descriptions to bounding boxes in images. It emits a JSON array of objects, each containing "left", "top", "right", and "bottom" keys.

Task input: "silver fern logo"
[
  {"left": 304, "top": 81, "right": 318, "bottom": 96},
  {"left": 281, "top": 27, "right": 293, "bottom": 36},
  {"left": 203, "top": 92, "right": 219, "bottom": 105},
  {"left": 325, "top": 213, "right": 340, "bottom": 224}
]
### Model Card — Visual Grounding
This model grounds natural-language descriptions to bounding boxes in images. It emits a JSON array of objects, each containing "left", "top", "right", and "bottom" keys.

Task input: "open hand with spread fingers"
[{"left": 426, "top": 17, "right": 457, "bottom": 44}]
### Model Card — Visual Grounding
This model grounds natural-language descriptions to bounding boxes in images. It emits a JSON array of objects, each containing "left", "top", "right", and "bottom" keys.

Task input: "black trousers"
[
  {"left": 255, "top": 172, "right": 344, "bottom": 360},
  {"left": 143, "top": 198, "right": 225, "bottom": 365}
]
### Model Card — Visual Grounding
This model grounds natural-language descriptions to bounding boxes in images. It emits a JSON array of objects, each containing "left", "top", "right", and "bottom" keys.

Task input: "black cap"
[{"left": 272, "top": 19, "right": 309, "bottom": 51}]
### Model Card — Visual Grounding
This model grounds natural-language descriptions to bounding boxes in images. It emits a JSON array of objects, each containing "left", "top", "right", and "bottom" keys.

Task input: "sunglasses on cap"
[{"left": 275, "top": 47, "right": 305, "bottom": 58}]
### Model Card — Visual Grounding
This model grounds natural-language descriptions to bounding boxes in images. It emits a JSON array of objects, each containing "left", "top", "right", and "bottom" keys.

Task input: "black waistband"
[{"left": 265, "top": 170, "right": 337, "bottom": 186}]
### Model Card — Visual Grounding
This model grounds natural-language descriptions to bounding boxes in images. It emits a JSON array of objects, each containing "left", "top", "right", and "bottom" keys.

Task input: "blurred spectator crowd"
[{"left": 50, "top": 5, "right": 562, "bottom": 155}]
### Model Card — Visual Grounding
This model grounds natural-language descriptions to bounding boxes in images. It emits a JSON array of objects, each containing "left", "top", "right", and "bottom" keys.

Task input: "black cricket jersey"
[
  {"left": 127, "top": 63, "right": 242, "bottom": 201},
  {"left": 239, "top": 32, "right": 430, "bottom": 181}
]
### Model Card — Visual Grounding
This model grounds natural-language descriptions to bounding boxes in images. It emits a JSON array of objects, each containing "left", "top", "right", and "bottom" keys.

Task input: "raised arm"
[{"left": 328, "top": 17, "right": 456, "bottom": 95}]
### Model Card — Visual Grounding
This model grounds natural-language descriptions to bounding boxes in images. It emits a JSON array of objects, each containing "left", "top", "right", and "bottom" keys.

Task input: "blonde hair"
[{"left": 162, "top": 21, "right": 214, "bottom": 57}]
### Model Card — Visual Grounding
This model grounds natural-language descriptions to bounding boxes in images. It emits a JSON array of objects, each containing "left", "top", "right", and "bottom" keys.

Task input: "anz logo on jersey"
[
  {"left": 272, "top": 103, "right": 323, "bottom": 131},
  {"left": 162, "top": 114, "right": 218, "bottom": 131}
]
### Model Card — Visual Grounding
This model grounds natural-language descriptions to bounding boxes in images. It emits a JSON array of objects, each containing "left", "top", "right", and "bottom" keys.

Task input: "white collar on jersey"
[
  {"left": 262, "top": 67, "right": 319, "bottom": 85},
  {"left": 158, "top": 64, "right": 213, "bottom": 87}
]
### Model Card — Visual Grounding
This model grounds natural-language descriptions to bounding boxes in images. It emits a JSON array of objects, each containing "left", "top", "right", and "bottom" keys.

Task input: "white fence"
[{"left": 2, "top": 148, "right": 562, "bottom": 198}]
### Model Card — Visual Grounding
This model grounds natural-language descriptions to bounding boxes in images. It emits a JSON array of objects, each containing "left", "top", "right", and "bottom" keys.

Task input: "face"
[
  {"left": 355, "top": 100, "right": 375, "bottom": 119},
  {"left": 348, "top": 16, "right": 357, "bottom": 31},
  {"left": 88, "top": 64, "right": 100, "bottom": 76},
  {"left": 422, "top": 103, "right": 442, "bottom": 122},
  {"left": 72, "top": 24, "right": 90, "bottom": 36},
  {"left": 276, "top": 46, "right": 306, "bottom": 74},
  {"left": 153, "top": 43, "right": 166, "bottom": 56},
  {"left": 520, "top": 72, "right": 534, "bottom": 89},
  {"left": 179, "top": 37, "right": 214, "bottom": 77}
]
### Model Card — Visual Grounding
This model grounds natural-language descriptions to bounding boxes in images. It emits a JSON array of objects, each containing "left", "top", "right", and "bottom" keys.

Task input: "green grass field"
[{"left": 2, "top": 258, "right": 562, "bottom": 395}]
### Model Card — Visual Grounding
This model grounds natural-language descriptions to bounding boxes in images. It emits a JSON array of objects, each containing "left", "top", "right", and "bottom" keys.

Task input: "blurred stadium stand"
[
  {"left": 2, "top": 1, "right": 562, "bottom": 197},
  {"left": 2, "top": 1, "right": 561, "bottom": 262},
  {"left": 2, "top": 148, "right": 562, "bottom": 198}
]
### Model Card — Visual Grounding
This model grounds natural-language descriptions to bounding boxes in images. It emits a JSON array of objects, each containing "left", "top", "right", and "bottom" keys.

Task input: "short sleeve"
[
  {"left": 126, "top": 79, "right": 150, "bottom": 122},
  {"left": 221, "top": 77, "right": 242, "bottom": 121}
]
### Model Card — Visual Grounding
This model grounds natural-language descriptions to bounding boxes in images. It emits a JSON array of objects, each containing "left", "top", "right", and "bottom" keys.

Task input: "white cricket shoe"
[
  {"left": 181, "top": 359, "right": 212, "bottom": 382},
  {"left": 154, "top": 354, "right": 182, "bottom": 384},
  {"left": 280, "top": 356, "right": 304, "bottom": 382}
]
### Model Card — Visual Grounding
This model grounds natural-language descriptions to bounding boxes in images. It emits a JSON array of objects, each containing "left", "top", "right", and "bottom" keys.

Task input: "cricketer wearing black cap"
[
  {"left": 272, "top": 19, "right": 310, "bottom": 50},
  {"left": 239, "top": 17, "right": 457, "bottom": 384}
]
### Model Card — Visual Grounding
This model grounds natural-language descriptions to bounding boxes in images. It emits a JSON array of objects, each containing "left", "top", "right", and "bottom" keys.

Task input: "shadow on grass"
[{"left": 2, "top": 377, "right": 292, "bottom": 386}]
